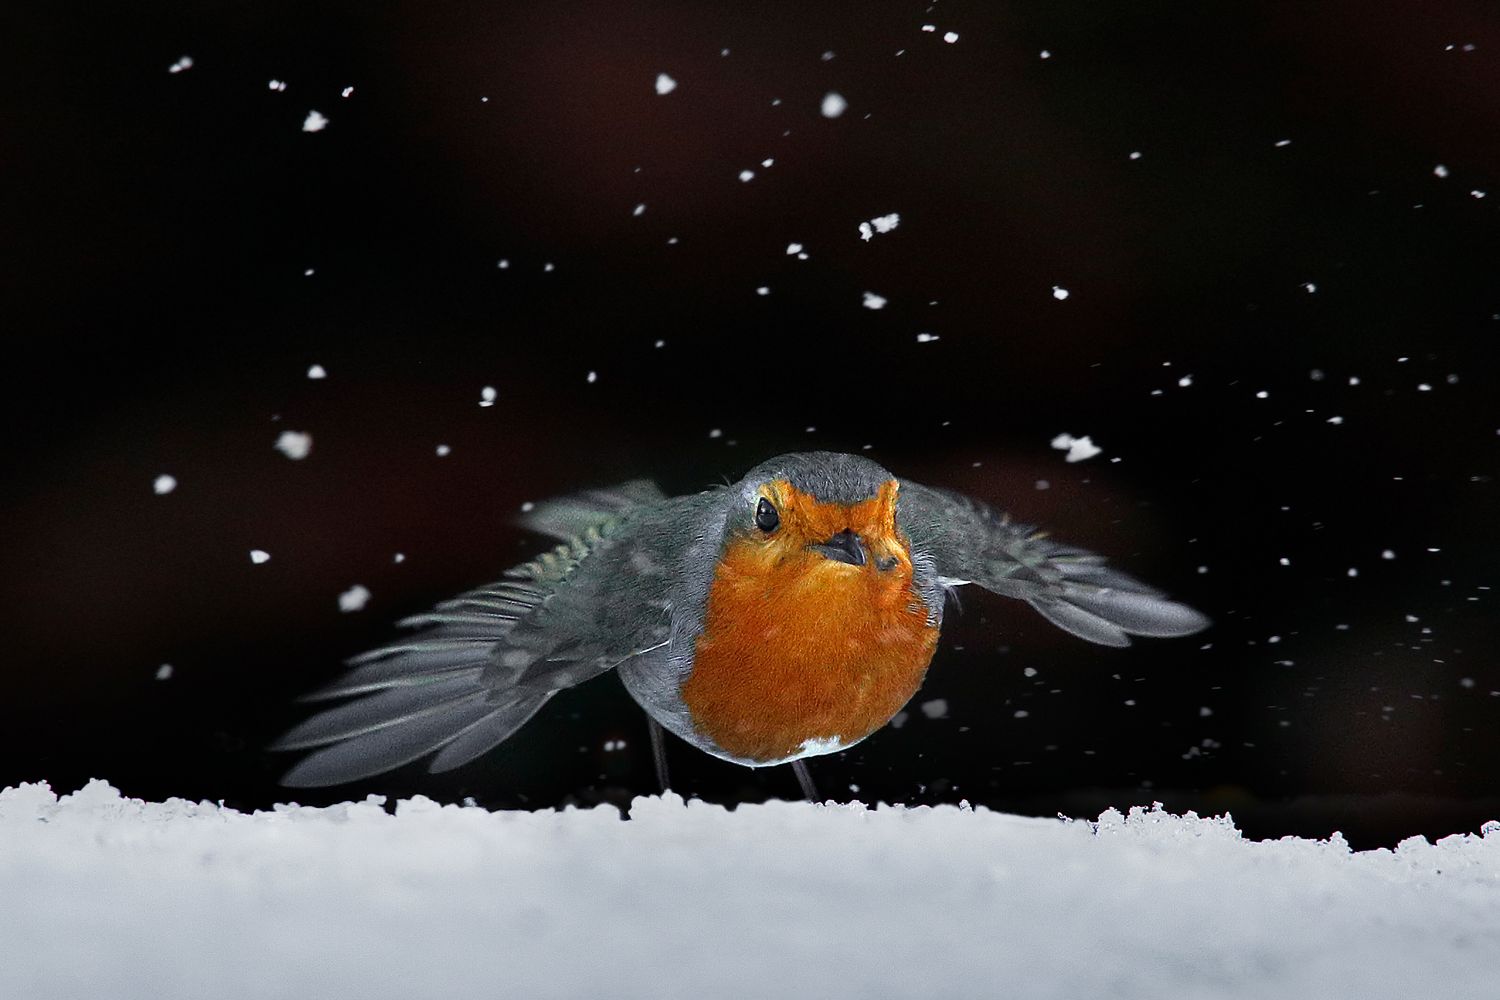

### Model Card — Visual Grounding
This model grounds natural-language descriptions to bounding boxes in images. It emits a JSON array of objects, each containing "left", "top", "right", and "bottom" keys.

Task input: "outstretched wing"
[
  {"left": 273, "top": 481, "right": 675, "bottom": 787},
  {"left": 517, "top": 478, "right": 665, "bottom": 541},
  {"left": 896, "top": 480, "right": 1209, "bottom": 647}
]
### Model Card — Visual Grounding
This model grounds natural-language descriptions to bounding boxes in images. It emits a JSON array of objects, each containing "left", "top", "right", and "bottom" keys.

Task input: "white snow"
[
  {"left": 858, "top": 212, "right": 900, "bottom": 241},
  {"left": 302, "top": 110, "right": 328, "bottom": 133},
  {"left": 920, "top": 697, "right": 949, "bottom": 719},
  {"left": 943, "top": 31, "right": 959, "bottom": 44},
  {"left": 338, "top": 585, "right": 372, "bottom": 613},
  {"left": 479, "top": 386, "right": 497, "bottom": 407},
  {"left": 167, "top": 56, "right": 193, "bottom": 74},
  {"left": 1434, "top": 164, "right": 1450, "bottom": 178},
  {"left": 154, "top": 664, "right": 173, "bottom": 681},
  {"left": 738, "top": 169, "right": 755, "bottom": 182},
  {"left": 786, "top": 242, "right": 804, "bottom": 255},
  {"left": 435, "top": 444, "right": 451, "bottom": 457},
  {"left": 267, "top": 79, "right": 287, "bottom": 92},
  {"left": 4, "top": 781, "right": 1498, "bottom": 1000},
  {"left": 1051, "top": 285, "right": 1070, "bottom": 300},
  {"left": 152, "top": 474, "right": 177, "bottom": 495},
  {"left": 820, "top": 91, "right": 848, "bottom": 118},
  {"left": 862, "top": 291, "right": 887, "bottom": 310},
  {"left": 1050, "top": 433, "right": 1101, "bottom": 463},
  {"left": 632, "top": 203, "right": 646, "bottom": 217},
  {"left": 341, "top": 86, "right": 354, "bottom": 98},
  {"left": 915, "top": 332, "right": 939, "bottom": 343},
  {"left": 249, "top": 549, "right": 270, "bottom": 564},
  {"left": 307, "top": 364, "right": 327, "bottom": 379},
  {"left": 654, "top": 73, "right": 677, "bottom": 95},
  {"left": 273, "top": 430, "right": 312, "bottom": 461}
]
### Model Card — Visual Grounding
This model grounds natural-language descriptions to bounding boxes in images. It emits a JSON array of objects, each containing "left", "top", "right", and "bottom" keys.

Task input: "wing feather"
[
  {"left": 275, "top": 481, "right": 683, "bottom": 785},
  {"left": 897, "top": 480, "right": 1209, "bottom": 646}
]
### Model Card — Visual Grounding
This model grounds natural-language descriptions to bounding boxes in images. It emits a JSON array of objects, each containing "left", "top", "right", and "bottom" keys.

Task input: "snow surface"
[{"left": 3, "top": 781, "right": 1498, "bottom": 1000}]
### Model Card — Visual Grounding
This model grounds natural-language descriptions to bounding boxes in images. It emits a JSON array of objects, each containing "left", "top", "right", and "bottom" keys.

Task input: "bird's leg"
[
  {"left": 647, "top": 715, "right": 671, "bottom": 793},
  {"left": 791, "top": 759, "right": 819, "bottom": 802}
]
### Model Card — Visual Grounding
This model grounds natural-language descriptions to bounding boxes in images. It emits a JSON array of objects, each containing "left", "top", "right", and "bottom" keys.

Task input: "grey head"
[
  {"left": 732, "top": 451, "right": 897, "bottom": 508},
  {"left": 717, "top": 451, "right": 911, "bottom": 572}
]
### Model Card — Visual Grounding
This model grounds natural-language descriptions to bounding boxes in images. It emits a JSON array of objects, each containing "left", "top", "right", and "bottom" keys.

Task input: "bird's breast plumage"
[{"left": 680, "top": 524, "right": 939, "bottom": 764}]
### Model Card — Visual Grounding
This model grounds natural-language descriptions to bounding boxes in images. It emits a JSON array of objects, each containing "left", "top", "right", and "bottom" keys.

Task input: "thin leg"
[
  {"left": 791, "top": 759, "right": 819, "bottom": 802},
  {"left": 647, "top": 715, "right": 671, "bottom": 793}
]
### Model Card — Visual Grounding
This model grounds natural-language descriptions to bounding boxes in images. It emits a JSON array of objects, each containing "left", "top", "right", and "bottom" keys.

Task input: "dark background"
[{"left": 5, "top": 1, "right": 1498, "bottom": 848}]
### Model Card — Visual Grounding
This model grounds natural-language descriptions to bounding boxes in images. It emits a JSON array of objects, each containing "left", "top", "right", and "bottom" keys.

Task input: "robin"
[{"left": 275, "top": 452, "right": 1209, "bottom": 796}]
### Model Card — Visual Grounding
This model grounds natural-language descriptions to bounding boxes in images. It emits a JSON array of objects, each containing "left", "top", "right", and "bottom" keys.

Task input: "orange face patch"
[{"left": 681, "top": 479, "right": 939, "bottom": 763}]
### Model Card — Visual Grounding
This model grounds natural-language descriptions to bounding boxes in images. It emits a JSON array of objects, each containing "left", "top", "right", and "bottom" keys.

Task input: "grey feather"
[
  {"left": 276, "top": 481, "right": 696, "bottom": 785},
  {"left": 1061, "top": 587, "right": 1211, "bottom": 637},
  {"left": 345, "top": 638, "right": 499, "bottom": 666},
  {"left": 280, "top": 693, "right": 500, "bottom": 787},
  {"left": 516, "top": 478, "right": 665, "bottom": 541},
  {"left": 273, "top": 674, "right": 486, "bottom": 750},
  {"left": 1028, "top": 598, "right": 1131, "bottom": 647},
  {"left": 300, "top": 649, "right": 492, "bottom": 701},
  {"left": 897, "top": 480, "right": 1209, "bottom": 647},
  {"left": 426, "top": 694, "right": 553, "bottom": 773}
]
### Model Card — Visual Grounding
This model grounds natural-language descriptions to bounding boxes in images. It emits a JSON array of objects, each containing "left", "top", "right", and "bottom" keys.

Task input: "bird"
[{"left": 273, "top": 451, "right": 1210, "bottom": 795}]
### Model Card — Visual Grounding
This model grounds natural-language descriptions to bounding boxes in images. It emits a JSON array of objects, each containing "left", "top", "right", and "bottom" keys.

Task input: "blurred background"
[{"left": 4, "top": 0, "right": 1498, "bottom": 848}]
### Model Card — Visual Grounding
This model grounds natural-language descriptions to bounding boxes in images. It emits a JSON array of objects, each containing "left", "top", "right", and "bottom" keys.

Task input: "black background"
[{"left": 5, "top": 1, "right": 1498, "bottom": 848}]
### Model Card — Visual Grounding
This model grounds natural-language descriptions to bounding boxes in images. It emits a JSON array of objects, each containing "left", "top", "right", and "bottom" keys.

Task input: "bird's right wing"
[
  {"left": 517, "top": 478, "right": 666, "bottom": 541},
  {"left": 273, "top": 484, "right": 680, "bottom": 787},
  {"left": 896, "top": 480, "right": 1209, "bottom": 647}
]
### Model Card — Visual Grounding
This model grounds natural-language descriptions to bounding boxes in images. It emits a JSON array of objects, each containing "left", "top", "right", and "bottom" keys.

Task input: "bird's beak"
[{"left": 809, "top": 529, "right": 867, "bottom": 567}]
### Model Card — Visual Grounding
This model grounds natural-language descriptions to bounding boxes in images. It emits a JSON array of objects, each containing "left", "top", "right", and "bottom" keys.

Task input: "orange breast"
[{"left": 682, "top": 534, "right": 939, "bottom": 764}]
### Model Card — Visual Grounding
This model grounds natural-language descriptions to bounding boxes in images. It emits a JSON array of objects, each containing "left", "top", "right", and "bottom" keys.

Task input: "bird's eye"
[{"left": 754, "top": 497, "right": 780, "bottom": 532}]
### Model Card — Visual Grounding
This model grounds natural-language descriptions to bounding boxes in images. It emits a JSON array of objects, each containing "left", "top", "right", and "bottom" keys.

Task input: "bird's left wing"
[{"left": 896, "top": 480, "right": 1209, "bottom": 647}]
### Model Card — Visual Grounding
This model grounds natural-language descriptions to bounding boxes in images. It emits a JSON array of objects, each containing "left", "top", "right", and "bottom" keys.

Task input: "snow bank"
[{"left": 3, "top": 781, "right": 1498, "bottom": 1000}]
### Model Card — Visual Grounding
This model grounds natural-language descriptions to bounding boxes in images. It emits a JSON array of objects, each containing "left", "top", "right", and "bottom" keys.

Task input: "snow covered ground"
[{"left": 3, "top": 781, "right": 1498, "bottom": 1000}]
